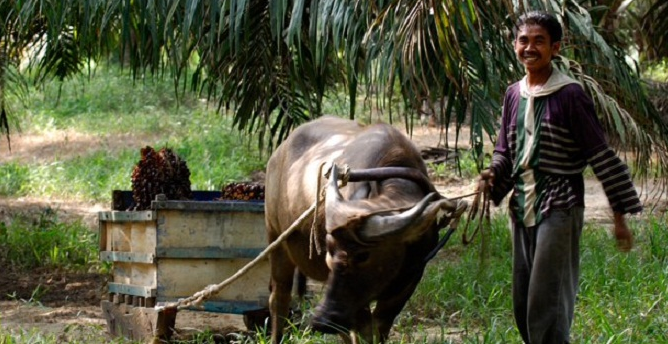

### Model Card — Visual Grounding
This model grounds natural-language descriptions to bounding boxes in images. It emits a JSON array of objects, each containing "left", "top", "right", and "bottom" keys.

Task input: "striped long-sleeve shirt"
[{"left": 490, "top": 73, "right": 642, "bottom": 226}]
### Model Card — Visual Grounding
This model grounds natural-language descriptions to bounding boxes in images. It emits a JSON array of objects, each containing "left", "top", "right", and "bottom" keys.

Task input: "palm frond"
[
  {"left": 191, "top": 0, "right": 345, "bottom": 150},
  {"left": 556, "top": 57, "right": 667, "bottom": 178},
  {"left": 362, "top": 1, "right": 512, "bottom": 154},
  {"left": 641, "top": 0, "right": 668, "bottom": 62},
  {"left": 0, "top": 0, "right": 667, "bottom": 186},
  {"left": 549, "top": 2, "right": 668, "bottom": 185}
]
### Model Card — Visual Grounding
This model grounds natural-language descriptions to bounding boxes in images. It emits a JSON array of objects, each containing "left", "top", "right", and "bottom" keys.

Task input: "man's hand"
[
  {"left": 477, "top": 169, "right": 495, "bottom": 194},
  {"left": 613, "top": 212, "right": 633, "bottom": 252}
]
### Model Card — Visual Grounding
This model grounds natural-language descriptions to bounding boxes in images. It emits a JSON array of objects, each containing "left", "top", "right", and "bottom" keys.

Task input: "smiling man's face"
[{"left": 514, "top": 24, "right": 560, "bottom": 75}]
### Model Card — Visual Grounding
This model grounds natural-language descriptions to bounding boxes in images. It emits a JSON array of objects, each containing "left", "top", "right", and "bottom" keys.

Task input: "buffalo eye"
[{"left": 352, "top": 251, "right": 370, "bottom": 265}]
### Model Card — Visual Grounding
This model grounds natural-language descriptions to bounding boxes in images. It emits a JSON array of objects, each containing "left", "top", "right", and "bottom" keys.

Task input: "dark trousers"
[{"left": 512, "top": 207, "right": 584, "bottom": 344}]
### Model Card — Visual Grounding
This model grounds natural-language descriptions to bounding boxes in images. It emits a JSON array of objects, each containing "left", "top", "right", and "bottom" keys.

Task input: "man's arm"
[
  {"left": 484, "top": 89, "right": 515, "bottom": 205},
  {"left": 567, "top": 86, "right": 641, "bottom": 251}
]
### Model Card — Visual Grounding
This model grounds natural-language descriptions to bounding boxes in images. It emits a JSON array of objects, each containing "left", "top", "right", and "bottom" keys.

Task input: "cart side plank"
[
  {"left": 112, "top": 261, "right": 157, "bottom": 287},
  {"left": 156, "top": 210, "right": 267, "bottom": 250},
  {"left": 156, "top": 257, "right": 270, "bottom": 302}
]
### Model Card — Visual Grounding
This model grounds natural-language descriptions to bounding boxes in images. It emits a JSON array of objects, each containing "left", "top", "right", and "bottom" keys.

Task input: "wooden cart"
[{"left": 99, "top": 191, "right": 270, "bottom": 342}]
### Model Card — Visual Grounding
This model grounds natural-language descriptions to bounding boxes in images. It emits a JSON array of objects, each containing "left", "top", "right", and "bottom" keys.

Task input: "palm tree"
[
  {"left": 1, "top": 0, "right": 667, "bottom": 178},
  {"left": 589, "top": 0, "right": 668, "bottom": 64},
  {"left": 640, "top": 0, "right": 668, "bottom": 63}
]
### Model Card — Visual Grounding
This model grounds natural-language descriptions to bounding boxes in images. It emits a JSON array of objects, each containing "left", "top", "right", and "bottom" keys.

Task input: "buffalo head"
[{"left": 310, "top": 163, "right": 461, "bottom": 336}]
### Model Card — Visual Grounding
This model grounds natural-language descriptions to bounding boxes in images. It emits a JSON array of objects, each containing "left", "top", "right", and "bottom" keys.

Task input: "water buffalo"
[{"left": 264, "top": 116, "right": 466, "bottom": 343}]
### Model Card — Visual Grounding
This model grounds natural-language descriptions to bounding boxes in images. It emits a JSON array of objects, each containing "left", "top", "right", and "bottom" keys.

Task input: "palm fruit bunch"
[
  {"left": 221, "top": 182, "right": 265, "bottom": 201},
  {"left": 157, "top": 147, "right": 193, "bottom": 200},
  {"left": 131, "top": 146, "right": 193, "bottom": 210}
]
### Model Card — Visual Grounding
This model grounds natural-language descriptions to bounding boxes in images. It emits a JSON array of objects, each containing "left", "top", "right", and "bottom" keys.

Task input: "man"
[{"left": 479, "top": 11, "right": 641, "bottom": 344}]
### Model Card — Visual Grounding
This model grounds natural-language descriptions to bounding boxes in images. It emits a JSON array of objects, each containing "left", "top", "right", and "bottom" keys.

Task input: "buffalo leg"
[
  {"left": 294, "top": 269, "right": 307, "bottom": 298},
  {"left": 372, "top": 273, "right": 423, "bottom": 342},
  {"left": 269, "top": 246, "right": 296, "bottom": 344},
  {"left": 350, "top": 306, "right": 373, "bottom": 344}
]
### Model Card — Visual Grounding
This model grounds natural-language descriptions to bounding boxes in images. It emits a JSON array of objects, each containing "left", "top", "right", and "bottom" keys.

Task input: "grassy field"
[{"left": 1, "top": 65, "right": 666, "bottom": 343}]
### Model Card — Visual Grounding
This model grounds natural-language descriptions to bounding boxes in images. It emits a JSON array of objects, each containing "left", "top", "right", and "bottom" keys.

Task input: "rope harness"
[{"left": 308, "top": 162, "right": 330, "bottom": 259}]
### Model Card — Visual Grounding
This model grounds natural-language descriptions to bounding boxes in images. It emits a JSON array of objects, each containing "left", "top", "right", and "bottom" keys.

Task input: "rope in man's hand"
[{"left": 461, "top": 170, "right": 494, "bottom": 245}]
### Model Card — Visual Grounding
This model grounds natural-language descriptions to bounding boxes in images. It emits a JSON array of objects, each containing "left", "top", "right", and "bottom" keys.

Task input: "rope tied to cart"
[{"left": 157, "top": 164, "right": 488, "bottom": 312}]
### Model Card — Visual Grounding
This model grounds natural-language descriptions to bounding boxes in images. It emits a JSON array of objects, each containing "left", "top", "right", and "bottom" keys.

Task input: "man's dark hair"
[{"left": 514, "top": 11, "right": 563, "bottom": 43}]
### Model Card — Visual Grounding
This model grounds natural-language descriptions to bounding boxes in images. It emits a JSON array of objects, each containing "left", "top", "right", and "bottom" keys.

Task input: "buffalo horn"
[
  {"left": 360, "top": 192, "right": 439, "bottom": 240},
  {"left": 326, "top": 163, "right": 344, "bottom": 201},
  {"left": 324, "top": 164, "right": 345, "bottom": 232}
]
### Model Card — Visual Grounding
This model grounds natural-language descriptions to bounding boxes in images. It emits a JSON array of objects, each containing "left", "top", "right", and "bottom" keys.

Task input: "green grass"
[
  {"left": 393, "top": 214, "right": 668, "bottom": 343},
  {"left": 0, "top": 210, "right": 99, "bottom": 271},
  {"left": 572, "top": 216, "right": 668, "bottom": 343},
  {"left": 0, "top": 324, "right": 136, "bottom": 344},
  {"left": 427, "top": 150, "right": 491, "bottom": 182},
  {"left": 0, "top": 162, "right": 29, "bottom": 196},
  {"left": 26, "top": 67, "right": 200, "bottom": 135},
  {"left": 643, "top": 59, "right": 668, "bottom": 82}
]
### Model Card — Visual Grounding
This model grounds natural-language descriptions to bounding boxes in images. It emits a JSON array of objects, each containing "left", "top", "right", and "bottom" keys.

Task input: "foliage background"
[{"left": 1, "top": 0, "right": 667, "bottom": 172}]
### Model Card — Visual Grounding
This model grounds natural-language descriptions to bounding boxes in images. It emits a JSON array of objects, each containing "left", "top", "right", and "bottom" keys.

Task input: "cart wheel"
[{"left": 243, "top": 308, "right": 271, "bottom": 332}]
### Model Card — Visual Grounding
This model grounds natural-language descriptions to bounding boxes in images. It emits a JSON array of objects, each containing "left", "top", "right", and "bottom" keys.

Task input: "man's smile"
[{"left": 522, "top": 54, "right": 540, "bottom": 62}]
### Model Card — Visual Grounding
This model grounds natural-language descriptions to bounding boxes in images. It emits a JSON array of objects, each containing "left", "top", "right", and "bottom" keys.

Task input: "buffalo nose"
[{"left": 310, "top": 307, "right": 351, "bottom": 334}]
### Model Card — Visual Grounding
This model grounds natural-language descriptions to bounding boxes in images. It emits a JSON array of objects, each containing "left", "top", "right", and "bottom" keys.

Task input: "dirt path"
[{"left": 0, "top": 129, "right": 161, "bottom": 166}]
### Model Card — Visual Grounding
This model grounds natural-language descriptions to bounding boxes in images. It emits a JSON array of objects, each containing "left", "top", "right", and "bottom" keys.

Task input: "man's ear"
[{"left": 551, "top": 41, "right": 561, "bottom": 57}]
